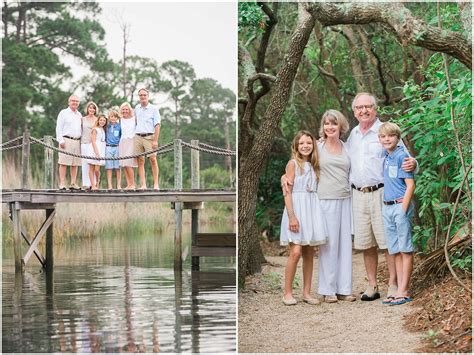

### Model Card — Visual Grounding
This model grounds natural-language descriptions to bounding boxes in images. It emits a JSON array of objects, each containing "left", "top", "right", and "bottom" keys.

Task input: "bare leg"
[
  {"left": 116, "top": 169, "right": 122, "bottom": 189},
  {"left": 363, "top": 246, "right": 378, "bottom": 286},
  {"left": 284, "top": 244, "right": 302, "bottom": 300},
  {"left": 88, "top": 164, "right": 96, "bottom": 189},
  {"left": 386, "top": 251, "right": 398, "bottom": 288},
  {"left": 127, "top": 167, "right": 135, "bottom": 188},
  {"left": 301, "top": 246, "right": 315, "bottom": 299},
  {"left": 59, "top": 164, "right": 67, "bottom": 188},
  {"left": 107, "top": 169, "right": 113, "bottom": 189},
  {"left": 137, "top": 157, "right": 146, "bottom": 189},
  {"left": 95, "top": 166, "right": 101, "bottom": 189},
  {"left": 397, "top": 252, "right": 413, "bottom": 297},
  {"left": 149, "top": 155, "right": 159, "bottom": 189},
  {"left": 70, "top": 166, "right": 78, "bottom": 185}
]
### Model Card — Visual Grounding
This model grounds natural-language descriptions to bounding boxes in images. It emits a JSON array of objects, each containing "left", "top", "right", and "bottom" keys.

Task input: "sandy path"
[{"left": 238, "top": 253, "right": 423, "bottom": 353}]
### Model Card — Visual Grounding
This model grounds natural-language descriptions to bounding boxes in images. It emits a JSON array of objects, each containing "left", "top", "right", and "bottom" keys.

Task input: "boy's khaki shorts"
[
  {"left": 133, "top": 135, "right": 157, "bottom": 158},
  {"left": 352, "top": 187, "right": 387, "bottom": 250},
  {"left": 58, "top": 137, "right": 82, "bottom": 166}
]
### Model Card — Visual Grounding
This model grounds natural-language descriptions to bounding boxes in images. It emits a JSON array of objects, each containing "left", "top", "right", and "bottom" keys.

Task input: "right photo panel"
[{"left": 238, "top": 2, "right": 472, "bottom": 353}]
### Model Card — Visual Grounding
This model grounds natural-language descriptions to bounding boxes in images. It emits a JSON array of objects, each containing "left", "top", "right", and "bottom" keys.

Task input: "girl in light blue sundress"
[{"left": 280, "top": 130, "right": 328, "bottom": 306}]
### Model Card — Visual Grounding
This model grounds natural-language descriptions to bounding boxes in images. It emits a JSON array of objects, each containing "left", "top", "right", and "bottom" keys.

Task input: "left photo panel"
[{"left": 2, "top": 2, "right": 237, "bottom": 353}]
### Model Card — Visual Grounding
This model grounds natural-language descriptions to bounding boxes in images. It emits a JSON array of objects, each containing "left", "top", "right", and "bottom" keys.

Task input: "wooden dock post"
[
  {"left": 174, "top": 139, "right": 183, "bottom": 270},
  {"left": 191, "top": 140, "right": 200, "bottom": 271},
  {"left": 44, "top": 136, "right": 54, "bottom": 189},
  {"left": 21, "top": 131, "right": 30, "bottom": 189},
  {"left": 45, "top": 208, "right": 55, "bottom": 271},
  {"left": 11, "top": 203, "right": 23, "bottom": 272}
]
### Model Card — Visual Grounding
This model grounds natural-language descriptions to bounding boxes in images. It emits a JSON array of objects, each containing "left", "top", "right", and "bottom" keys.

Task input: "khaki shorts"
[
  {"left": 352, "top": 187, "right": 387, "bottom": 250},
  {"left": 58, "top": 137, "right": 82, "bottom": 166},
  {"left": 133, "top": 135, "right": 157, "bottom": 158}
]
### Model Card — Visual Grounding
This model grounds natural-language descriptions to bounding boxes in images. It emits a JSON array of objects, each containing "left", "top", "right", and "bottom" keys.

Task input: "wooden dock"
[{"left": 2, "top": 188, "right": 236, "bottom": 273}]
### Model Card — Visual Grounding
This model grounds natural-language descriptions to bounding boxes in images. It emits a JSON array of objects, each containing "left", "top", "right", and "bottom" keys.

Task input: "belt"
[
  {"left": 136, "top": 133, "right": 153, "bottom": 137},
  {"left": 351, "top": 183, "right": 384, "bottom": 193},
  {"left": 383, "top": 198, "right": 404, "bottom": 205},
  {"left": 106, "top": 144, "right": 118, "bottom": 147},
  {"left": 63, "top": 135, "right": 81, "bottom": 140}
]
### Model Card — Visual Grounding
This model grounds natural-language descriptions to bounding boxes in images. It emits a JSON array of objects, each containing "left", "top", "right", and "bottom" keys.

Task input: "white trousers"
[
  {"left": 318, "top": 198, "right": 353, "bottom": 296},
  {"left": 81, "top": 143, "right": 91, "bottom": 187}
]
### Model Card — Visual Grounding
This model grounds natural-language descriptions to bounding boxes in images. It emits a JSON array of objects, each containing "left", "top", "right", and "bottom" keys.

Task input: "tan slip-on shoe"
[
  {"left": 324, "top": 295, "right": 338, "bottom": 303},
  {"left": 303, "top": 297, "right": 321, "bottom": 305},
  {"left": 337, "top": 294, "right": 357, "bottom": 302},
  {"left": 282, "top": 296, "right": 297, "bottom": 306},
  {"left": 361, "top": 285, "right": 380, "bottom": 301}
]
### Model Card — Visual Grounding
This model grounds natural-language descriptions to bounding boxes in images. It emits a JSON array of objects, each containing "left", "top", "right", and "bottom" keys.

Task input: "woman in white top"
[
  {"left": 118, "top": 102, "right": 138, "bottom": 190},
  {"left": 80, "top": 101, "right": 98, "bottom": 190}
]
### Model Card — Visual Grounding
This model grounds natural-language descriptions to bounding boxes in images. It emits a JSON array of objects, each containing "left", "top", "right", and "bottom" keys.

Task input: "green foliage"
[
  {"left": 238, "top": 2, "right": 265, "bottom": 34},
  {"left": 393, "top": 54, "right": 471, "bottom": 252},
  {"left": 450, "top": 248, "right": 472, "bottom": 272}
]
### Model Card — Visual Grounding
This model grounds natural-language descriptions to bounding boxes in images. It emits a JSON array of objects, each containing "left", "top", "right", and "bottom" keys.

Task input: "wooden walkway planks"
[{"left": 1, "top": 189, "right": 236, "bottom": 204}]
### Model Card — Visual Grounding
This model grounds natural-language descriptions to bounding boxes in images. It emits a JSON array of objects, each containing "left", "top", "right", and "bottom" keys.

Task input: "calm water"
[{"left": 2, "top": 227, "right": 236, "bottom": 353}]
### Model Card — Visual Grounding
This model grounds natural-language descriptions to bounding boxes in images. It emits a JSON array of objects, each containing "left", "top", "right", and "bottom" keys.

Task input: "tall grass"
[{"left": 2, "top": 158, "right": 236, "bottom": 244}]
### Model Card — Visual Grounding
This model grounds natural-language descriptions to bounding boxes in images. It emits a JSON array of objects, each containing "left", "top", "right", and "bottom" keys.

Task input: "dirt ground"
[{"left": 239, "top": 252, "right": 424, "bottom": 353}]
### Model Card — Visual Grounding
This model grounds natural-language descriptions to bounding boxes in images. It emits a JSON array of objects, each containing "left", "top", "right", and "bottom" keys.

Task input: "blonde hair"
[
  {"left": 379, "top": 122, "right": 401, "bottom": 139},
  {"left": 85, "top": 101, "right": 98, "bottom": 115},
  {"left": 319, "top": 109, "right": 350, "bottom": 139},
  {"left": 108, "top": 109, "right": 120, "bottom": 122},
  {"left": 290, "top": 130, "right": 320, "bottom": 182},
  {"left": 119, "top": 102, "right": 134, "bottom": 118},
  {"left": 352, "top": 92, "right": 377, "bottom": 111}
]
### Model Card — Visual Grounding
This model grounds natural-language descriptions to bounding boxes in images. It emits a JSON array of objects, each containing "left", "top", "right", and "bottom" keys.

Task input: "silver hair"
[{"left": 351, "top": 93, "right": 377, "bottom": 111}]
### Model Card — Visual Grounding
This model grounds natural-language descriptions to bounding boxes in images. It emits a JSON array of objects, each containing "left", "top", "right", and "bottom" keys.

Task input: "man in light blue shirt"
[{"left": 133, "top": 88, "right": 161, "bottom": 190}]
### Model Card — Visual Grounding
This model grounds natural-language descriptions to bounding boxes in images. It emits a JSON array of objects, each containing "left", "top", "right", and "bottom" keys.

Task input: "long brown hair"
[{"left": 290, "top": 130, "right": 320, "bottom": 181}]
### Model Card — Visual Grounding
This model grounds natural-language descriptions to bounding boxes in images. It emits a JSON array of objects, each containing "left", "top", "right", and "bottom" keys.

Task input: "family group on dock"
[{"left": 56, "top": 88, "right": 160, "bottom": 191}]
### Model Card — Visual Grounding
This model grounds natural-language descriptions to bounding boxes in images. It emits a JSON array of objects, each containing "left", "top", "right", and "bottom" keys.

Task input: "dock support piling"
[
  {"left": 45, "top": 208, "right": 55, "bottom": 271},
  {"left": 11, "top": 203, "right": 23, "bottom": 272},
  {"left": 191, "top": 139, "right": 200, "bottom": 271},
  {"left": 174, "top": 139, "right": 183, "bottom": 270}
]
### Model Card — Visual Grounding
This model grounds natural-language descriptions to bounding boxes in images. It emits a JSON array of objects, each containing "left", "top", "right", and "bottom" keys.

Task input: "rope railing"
[{"left": 1, "top": 135, "right": 236, "bottom": 158}]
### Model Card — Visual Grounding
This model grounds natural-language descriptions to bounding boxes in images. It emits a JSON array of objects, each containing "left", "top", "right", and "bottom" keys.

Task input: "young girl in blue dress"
[{"left": 281, "top": 130, "right": 328, "bottom": 305}]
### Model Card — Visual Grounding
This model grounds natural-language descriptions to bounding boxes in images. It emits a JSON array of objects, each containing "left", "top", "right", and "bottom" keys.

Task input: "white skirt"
[
  {"left": 85, "top": 142, "right": 105, "bottom": 166},
  {"left": 280, "top": 191, "right": 328, "bottom": 246},
  {"left": 119, "top": 138, "right": 138, "bottom": 167}
]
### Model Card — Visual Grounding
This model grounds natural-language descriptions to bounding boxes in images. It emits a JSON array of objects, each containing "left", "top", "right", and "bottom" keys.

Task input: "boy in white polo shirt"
[{"left": 378, "top": 122, "right": 415, "bottom": 306}]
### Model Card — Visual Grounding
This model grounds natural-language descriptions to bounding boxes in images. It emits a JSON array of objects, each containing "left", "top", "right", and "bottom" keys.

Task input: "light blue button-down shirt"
[{"left": 134, "top": 103, "right": 161, "bottom": 134}]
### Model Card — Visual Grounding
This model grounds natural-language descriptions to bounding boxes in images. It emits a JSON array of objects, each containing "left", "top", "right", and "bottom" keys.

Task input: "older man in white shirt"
[
  {"left": 56, "top": 94, "right": 82, "bottom": 190},
  {"left": 347, "top": 92, "right": 416, "bottom": 302}
]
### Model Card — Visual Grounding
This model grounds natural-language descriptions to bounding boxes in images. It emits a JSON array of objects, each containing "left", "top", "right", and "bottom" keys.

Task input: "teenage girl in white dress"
[{"left": 280, "top": 130, "right": 328, "bottom": 305}]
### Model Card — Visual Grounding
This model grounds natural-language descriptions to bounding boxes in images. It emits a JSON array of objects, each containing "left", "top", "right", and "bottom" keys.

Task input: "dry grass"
[{"left": 2, "top": 159, "right": 235, "bottom": 243}]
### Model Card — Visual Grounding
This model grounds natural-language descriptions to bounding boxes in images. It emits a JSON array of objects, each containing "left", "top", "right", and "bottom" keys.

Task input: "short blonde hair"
[
  {"left": 352, "top": 92, "right": 377, "bottom": 111},
  {"left": 319, "top": 109, "right": 350, "bottom": 139},
  {"left": 119, "top": 102, "right": 134, "bottom": 118},
  {"left": 138, "top": 88, "right": 149, "bottom": 95},
  {"left": 379, "top": 122, "right": 401, "bottom": 139}
]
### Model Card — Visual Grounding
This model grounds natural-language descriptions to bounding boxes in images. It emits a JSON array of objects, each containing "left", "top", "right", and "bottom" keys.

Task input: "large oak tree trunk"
[{"left": 238, "top": 4, "right": 315, "bottom": 286}]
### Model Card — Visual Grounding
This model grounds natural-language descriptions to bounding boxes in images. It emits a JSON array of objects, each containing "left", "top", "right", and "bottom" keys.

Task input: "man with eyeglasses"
[
  {"left": 134, "top": 88, "right": 161, "bottom": 190},
  {"left": 347, "top": 92, "right": 416, "bottom": 302},
  {"left": 56, "top": 94, "right": 83, "bottom": 190}
]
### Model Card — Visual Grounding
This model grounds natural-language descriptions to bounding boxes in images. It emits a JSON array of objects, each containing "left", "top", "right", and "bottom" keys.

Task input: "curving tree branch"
[{"left": 304, "top": 2, "right": 472, "bottom": 68}]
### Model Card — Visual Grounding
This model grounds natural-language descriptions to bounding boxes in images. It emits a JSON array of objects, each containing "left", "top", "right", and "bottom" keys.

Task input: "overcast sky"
[{"left": 97, "top": 2, "right": 236, "bottom": 93}]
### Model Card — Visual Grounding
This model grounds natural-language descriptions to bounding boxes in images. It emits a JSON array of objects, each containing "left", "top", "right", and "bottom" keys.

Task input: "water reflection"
[{"left": 2, "top": 230, "right": 236, "bottom": 353}]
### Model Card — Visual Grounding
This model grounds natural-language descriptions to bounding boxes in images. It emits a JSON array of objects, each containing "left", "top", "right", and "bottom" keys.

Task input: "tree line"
[{"left": 2, "top": 1, "right": 236, "bottom": 188}]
